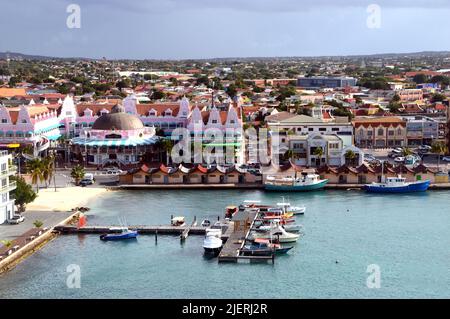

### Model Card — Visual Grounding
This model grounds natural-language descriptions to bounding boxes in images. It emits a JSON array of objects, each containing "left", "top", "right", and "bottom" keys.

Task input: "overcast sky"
[{"left": 0, "top": 0, "right": 449, "bottom": 59}]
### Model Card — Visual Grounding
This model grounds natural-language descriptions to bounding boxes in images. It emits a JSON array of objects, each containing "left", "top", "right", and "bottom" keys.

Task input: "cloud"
[{"left": 57, "top": 0, "right": 450, "bottom": 14}]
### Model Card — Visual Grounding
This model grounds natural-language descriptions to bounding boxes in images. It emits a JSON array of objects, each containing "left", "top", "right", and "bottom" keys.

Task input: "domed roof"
[{"left": 92, "top": 104, "right": 144, "bottom": 130}]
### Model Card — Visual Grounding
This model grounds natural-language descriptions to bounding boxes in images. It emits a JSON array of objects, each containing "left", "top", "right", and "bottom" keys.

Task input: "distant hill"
[
  {"left": 0, "top": 51, "right": 91, "bottom": 61},
  {"left": 1, "top": 50, "right": 450, "bottom": 61}
]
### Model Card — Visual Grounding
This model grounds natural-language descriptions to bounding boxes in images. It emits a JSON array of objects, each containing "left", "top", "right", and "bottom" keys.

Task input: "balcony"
[{"left": 0, "top": 181, "right": 17, "bottom": 193}]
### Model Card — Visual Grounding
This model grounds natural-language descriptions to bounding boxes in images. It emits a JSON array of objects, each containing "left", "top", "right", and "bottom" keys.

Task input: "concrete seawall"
[
  {"left": 0, "top": 212, "right": 79, "bottom": 275},
  {"left": 119, "top": 183, "right": 450, "bottom": 190}
]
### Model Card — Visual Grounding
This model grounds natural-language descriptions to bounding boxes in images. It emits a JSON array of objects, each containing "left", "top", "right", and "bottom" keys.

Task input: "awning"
[
  {"left": 45, "top": 133, "right": 62, "bottom": 141},
  {"left": 71, "top": 136, "right": 159, "bottom": 147}
]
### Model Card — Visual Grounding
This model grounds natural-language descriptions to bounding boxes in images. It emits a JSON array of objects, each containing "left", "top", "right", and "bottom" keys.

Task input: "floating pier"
[
  {"left": 54, "top": 225, "right": 208, "bottom": 235},
  {"left": 218, "top": 209, "right": 273, "bottom": 263}
]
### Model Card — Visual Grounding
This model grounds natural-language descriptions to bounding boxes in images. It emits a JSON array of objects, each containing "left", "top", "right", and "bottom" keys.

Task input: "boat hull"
[
  {"left": 265, "top": 179, "right": 328, "bottom": 192},
  {"left": 100, "top": 231, "right": 138, "bottom": 241},
  {"left": 363, "top": 180, "right": 430, "bottom": 193}
]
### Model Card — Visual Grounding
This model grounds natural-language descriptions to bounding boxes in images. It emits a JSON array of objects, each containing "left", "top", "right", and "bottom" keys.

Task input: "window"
[
  {"left": 332, "top": 128, "right": 339, "bottom": 132},
  {"left": 377, "top": 128, "right": 384, "bottom": 136},
  {"left": 308, "top": 128, "right": 314, "bottom": 132},
  {"left": 388, "top": 130, "right": 394, "bottom": 136},
  {"left": 329, "top": 143, "right": 339, "bottom": 149},
  {"left": 22, "top": 120, "right": 27, "bottom": 124},
  {"left": 319, "top": 128, "right": 326, "bottom": 132},
  {"left": 1, "top": 119, "right": 7, "bottom": 123},
  {"left": 230, "top": 120, "right": 235, "bottom": 124},
  {"left": 367, "top": 131, "right": 373, "bottom": 136},
  {"left": 212, "top": 120, "right": 218, "bottom": 124}
]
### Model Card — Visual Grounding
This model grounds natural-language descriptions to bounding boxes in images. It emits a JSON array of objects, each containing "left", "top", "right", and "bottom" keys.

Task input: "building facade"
[
  {"left": 0, "top": 151, "right": 16, "bottom": 224},
  {"left": 297, "top": 76, "right": 357, "bottom": 89},
  {"left": 353, "top": 117, "right": 407, "bottom": 148}
]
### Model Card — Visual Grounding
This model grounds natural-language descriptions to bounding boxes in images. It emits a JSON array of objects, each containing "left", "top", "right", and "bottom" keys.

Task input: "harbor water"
[{"left": 1, "top": 189, "right": 449, "bottom": 298}]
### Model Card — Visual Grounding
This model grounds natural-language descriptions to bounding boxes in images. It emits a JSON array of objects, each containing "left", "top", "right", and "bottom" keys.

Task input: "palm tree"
[
  {"left": 401, "top": 147, "right": 413, "bottom": 157},
  {"left": 0, "top": 240, "right": 13, "bottom": 249},
  {"left": 26, "top": 158, "right": 44, "bottom": 192},
  {"left": 161, "top": 139, "right": 174, "bottom": 165},
  {"left": 41, "top": 155, "right": 55, "bottom": 188},
  {"left": 70, "top": 165, "right": 85, "bottom": 186},
  {"left": 313, "top": 147, "right": 324, "bottom": 166},
  {"left": 431, "top": 141, "right": 449, "bottom": 172},
  {"left": 344, "top": 150, "right": 357, "bottom": 166}
]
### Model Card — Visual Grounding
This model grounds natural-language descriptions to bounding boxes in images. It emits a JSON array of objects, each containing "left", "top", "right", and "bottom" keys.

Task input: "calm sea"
[{"left": 1, "top": 189, "right": 449, "bottom": 298}]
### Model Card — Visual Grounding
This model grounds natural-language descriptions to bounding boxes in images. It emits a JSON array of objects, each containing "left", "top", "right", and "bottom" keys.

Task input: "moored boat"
[
  {"left": 265, "top": 173, "right": 328, "bottom": 192},
  {"left": 364, "top": 175, "right": 430, "bottom": 193},
  {"left": 251, "top": 225, "right": 300, "bottom": 243},
  {"left": 171, "top": 216, "right": 186, "bottom": 227},
  {"left": 203, "top": 228, "right": 223, "bottom": 255},
  {"left": 100, "top": 227, "right": 138, "bottom": 241},
  {"left": 277, "top": 197, "right": 306, "bottom": 215}
]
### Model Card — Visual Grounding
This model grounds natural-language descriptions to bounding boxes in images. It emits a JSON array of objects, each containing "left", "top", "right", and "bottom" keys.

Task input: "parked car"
[
  {"left": 80, "top": 179, "right": 94, "bottom": 187},
  {"left": 8, "top": 215, "right": 25, "bottom": 224},
  {"left": 442, "top": 156, "right": 450, "bottom": 162},
  {"left": 388, "top": 149, "right": 402, "bottom": 158},
  {"left": 394, "top": 156, "right": 405, "bottom": 163},
  {"left": 104, "top": 168, "right": 124, "bottom": 174},
  {"left": 364, "top": 155, "right": 376, "bottom": 162}
]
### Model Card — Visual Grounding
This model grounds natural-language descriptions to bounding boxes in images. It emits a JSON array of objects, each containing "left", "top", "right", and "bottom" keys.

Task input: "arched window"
[{"left": 377, "top": 128, "right": 384, "bottom": 136}]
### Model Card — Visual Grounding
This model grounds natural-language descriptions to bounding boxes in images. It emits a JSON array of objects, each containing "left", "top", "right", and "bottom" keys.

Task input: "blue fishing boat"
[
  {"left": 265, "top": 173, "right": 328, "bottom": 192},
  {"left": 364, "top": 176, "right": 430, "bottom": 193},
  {"left": 100, "top": 227, "right": 138, "bottom": 241}
]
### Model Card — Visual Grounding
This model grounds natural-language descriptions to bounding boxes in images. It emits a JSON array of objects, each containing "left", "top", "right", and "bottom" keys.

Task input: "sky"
[{"left": 0, "top": 0, "right": 450, "bottom": 59}]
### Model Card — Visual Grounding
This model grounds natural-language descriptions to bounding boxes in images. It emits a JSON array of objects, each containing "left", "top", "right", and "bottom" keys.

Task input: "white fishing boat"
[
  {"left": 203, "top": 228, "right": 223, "bottom": 255},
  {"left": 251, "top": 224, "right": 300, "bottom": 243},
  {"left": 171, "top": 216, "right": 186, "bottom": 227},
  {"left": 276, "top": 197, "right": 306, "bottom": 215}
]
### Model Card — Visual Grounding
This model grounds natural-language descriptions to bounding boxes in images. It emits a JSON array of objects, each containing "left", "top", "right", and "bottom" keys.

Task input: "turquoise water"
[{"left": 1, "top": 189, "right": 450, "bottom": 298}]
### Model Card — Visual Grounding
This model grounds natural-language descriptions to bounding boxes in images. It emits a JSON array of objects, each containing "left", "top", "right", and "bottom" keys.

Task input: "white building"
[{"left": 0, "top": 151, "right": 16, "bottom": 224}]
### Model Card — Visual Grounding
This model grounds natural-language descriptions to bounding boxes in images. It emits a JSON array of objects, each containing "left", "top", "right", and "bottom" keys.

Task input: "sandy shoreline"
[{"left": 26, "top": 187, "right": 110, "bottom": 212}]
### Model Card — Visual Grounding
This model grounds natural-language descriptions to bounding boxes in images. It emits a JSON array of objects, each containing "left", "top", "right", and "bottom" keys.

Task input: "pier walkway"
[
  {"left": 218, "top": 209, "right": 272, "bottom": 263},
  {"left": 54, "top": 225, "right": 208, "bottom": 235}
]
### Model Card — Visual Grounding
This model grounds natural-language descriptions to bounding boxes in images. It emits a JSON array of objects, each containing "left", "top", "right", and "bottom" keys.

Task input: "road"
[{"left": 363, "top": 148, "right": 450, "bottom": 170}]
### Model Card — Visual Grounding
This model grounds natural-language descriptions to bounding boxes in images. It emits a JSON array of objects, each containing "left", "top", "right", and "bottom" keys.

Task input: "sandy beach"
[{"left": 26, "top": 187, "right": 110, "bottom": 212}]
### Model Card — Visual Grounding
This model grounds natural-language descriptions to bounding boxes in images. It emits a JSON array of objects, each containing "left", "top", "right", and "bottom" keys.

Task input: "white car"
[
  {"left": 394, "top": 156, "right": 405, "bottom": 163},
  {"left": 105, "top": 168, "right": 124, "bottom": 174},
  {"left": 8, "top": 215, "right": 25, "bottom": 224},
  {"left": 442, "top": 156, "right": 450, "bottom": 162}
]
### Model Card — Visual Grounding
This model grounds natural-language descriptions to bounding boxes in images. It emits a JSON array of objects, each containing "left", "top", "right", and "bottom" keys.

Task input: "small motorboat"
[
  {"left": 224, "top": 206, "right": 239, "bottom": 219},
  {"left": 203, "top": 228, "right": 223, "bottom": 255},
  {"left": 100, "top": 227, "right": 138, "bottom": 241},
  {"left": 241, "top": 239, "right": 293, "bottom": 256},
  {"left": 171, "top": 216, "right": 186, "bottom": 227},
  {"left": 258, "top": 223, "right": 302, "bottom": 233},
  {"left": 201, "top": 219, "right": 211, "bottom": 227},
  {"left": 276, "top": 197, "right": 306, "bottom": 215},
  {"left": 251, "top": 225, "right": 300, "bottom": 243}
]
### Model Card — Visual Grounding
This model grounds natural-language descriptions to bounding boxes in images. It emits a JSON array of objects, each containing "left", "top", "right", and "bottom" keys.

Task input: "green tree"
[
  {"left": 401, "top": 147, "right": 413, "bottom": 157},
  {"left": 41, "top": 155, "right": 55, "bottom": 187},
  {"left": 0, "top": 240, "right": 13, "bottom": 249},
  {"left": 11, "top": 176, "right": 37, "bottom": 213},
  {"left": 344, "top": 150, "right": 357, "bottom": 166},
  {"left": 26, "top": 158, "right": 44, "bottom": 192},
  {"left": 70, "top": 165, "right": 85, "bottom": 186},
  {"left": 313, "top": 147, "right": 324, "bottom": 166},
  {"left": 412, "top": 73, "right": 427, "bottom": 84},
  {"left": 33, "top": 220, "right": 43, "bottom": 228},
  {"left": 431, "top": 141, "right": 448, "bottom": 172}
]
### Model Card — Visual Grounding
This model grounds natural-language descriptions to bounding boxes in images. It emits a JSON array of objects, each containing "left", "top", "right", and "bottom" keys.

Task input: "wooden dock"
[
  {"left": 54, "top": 225, "right": 207, "bottom": 235},
  {"left": 218, "top": 209, "right": 273, "bottom": 263}
]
